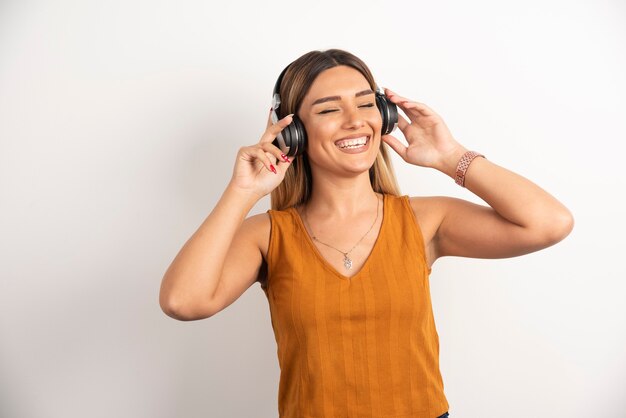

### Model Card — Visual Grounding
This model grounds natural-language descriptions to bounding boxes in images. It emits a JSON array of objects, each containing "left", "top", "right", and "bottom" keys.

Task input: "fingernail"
[
  {"left": 270, "top": 164, "right": 277, "bottom": 174},
  {"left": 285, "top": 113, "right": 294, "bottom": 118},
  {"left": 280, "top": 153, "right": 290, "bottom": 163}
]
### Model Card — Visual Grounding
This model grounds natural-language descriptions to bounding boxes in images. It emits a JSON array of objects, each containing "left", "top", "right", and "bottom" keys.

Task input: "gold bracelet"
[{"left": 455, "top": 151, "right": 485, "bottom": 187}]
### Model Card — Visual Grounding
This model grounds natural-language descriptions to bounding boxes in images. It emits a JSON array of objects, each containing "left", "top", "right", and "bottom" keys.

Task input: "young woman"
[{"left": 159, "top": 49, "right": 574, "bottom": 418}]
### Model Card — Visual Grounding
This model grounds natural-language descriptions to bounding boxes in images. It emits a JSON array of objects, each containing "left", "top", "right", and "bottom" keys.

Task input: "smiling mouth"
[{"left": 335, "top": 136, "right": 370, "bottom": 149}]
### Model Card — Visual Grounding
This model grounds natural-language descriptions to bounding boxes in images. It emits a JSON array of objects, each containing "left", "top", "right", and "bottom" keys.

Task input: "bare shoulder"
[
  {"left": 405, "top": 195, "right": 451, "bottom": 267},
  {"left": 405, "top": 195, "right": 449, "bottom": 239},
  {"left": 243, "top": 211, "right": 272, "bottom": 261}
]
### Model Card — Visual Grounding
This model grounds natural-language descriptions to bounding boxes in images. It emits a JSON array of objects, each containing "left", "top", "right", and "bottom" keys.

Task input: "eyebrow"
[{"left": 311, "top": 89, "right": 375, "bottom": 106}]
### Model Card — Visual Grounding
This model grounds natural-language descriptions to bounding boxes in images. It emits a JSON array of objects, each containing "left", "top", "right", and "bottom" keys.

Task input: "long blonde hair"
[{"left": 270, "top": 49, "right": 402, "bottom": 211}]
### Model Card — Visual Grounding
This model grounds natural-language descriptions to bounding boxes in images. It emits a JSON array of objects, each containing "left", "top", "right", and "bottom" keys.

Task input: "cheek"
[
  {"left": 306, "top": 120, "right": 340, "bottom": 145},
  {"left": 370, "top": 113, "right": 383, "bottom": 131}
]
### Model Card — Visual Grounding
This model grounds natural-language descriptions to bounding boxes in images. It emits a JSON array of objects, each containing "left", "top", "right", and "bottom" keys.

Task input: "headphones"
[{"left": 271, "top": 63, "right": 398, "bottom": 157}]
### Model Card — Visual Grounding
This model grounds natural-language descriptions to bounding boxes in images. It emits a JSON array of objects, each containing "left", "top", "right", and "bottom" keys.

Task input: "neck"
[{"left": 304, "top": 170, "right": 380, "bottom": 220}]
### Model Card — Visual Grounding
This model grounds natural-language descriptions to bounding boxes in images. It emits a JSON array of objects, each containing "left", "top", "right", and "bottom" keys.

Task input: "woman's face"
[{"left": 297, "top": 65, "right": 383, "bottom": 175}]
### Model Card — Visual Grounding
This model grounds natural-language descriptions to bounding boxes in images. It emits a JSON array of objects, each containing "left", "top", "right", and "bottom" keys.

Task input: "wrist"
[
  {"left": 437, "top": 145, "right": 470, "bottom": 179},
  {"left": 453, "top": 150, "right": 486, "bottom": 187},
  {"left": 225, "top": 181, "right": 264, "bottom": 207}
]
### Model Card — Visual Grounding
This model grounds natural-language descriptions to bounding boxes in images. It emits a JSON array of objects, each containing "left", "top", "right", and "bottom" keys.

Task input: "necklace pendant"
[{"left": 343, "top": 255, "right": 353, "bottom": 270}]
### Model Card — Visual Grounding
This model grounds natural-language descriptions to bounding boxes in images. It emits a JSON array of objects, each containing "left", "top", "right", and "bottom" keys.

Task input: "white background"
[{"left": 1, "top": 0, "right": 624, "bottom": 417}]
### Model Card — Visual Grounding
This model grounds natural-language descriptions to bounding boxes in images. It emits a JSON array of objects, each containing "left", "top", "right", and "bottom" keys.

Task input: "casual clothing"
[{"left": 262, "top": 193, "right": 449, "bottom": 418}]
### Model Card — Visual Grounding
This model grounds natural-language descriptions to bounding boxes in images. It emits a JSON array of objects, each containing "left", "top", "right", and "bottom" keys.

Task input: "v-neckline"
[{"left": 290, "top": 193, "right": 388, "bottom": 282}]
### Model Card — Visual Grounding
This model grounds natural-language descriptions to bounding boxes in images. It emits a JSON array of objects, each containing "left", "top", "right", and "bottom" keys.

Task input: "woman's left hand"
[{"left": 381, "top": 88, "right": 465, "bottom": 170}]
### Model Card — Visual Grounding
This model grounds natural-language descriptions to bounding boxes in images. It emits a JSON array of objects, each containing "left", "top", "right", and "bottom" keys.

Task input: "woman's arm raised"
[
  {"left": 382, "top": 88, "right": 574, "bottom": 261},
  {"left": 159, "top": 112, "right": 294, "bottom": 321},
  {"left": 431, "top": 147, "right": 574, "bottom": 260},
  {"left": 159, "top": 185, "right": 261, "bottom": 321}
]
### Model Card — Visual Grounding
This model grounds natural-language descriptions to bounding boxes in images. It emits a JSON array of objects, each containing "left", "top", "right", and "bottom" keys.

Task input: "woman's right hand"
[{"left": 228, "top": 110, "right": 295, "bottom": 199}]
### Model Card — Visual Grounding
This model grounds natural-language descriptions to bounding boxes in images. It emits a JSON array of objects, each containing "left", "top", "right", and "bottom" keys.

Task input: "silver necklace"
[{"left": 302, "top": 195, "right": 380, "bottom": 271}]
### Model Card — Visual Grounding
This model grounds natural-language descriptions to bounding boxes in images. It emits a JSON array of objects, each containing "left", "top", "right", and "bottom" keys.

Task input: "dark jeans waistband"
[{"left": 436, "top": 412, "right": 449, "bottom": 418}]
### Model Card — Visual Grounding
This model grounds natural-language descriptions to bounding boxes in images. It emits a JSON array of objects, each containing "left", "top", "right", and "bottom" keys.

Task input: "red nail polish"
[
  {"left": 270, "top": 164, "right": 277, "bottom": 174},
  {"left": 280, "top": 153, "right": 290, "bottom": 162}
]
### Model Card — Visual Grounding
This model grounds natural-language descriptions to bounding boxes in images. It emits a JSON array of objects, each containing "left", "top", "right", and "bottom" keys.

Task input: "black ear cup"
[
  {"left": 271, "top": 62, "right": 307, "bottom": 158},
  {"left": 273, "top": 114, "right": 307, "bottom": 158},
  {"left": 375, "top": 90, "right": 398, "bottom": 135}
]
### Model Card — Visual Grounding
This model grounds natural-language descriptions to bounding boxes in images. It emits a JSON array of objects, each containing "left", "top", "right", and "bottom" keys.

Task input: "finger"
[
  {"left": 262, "top": 149, "right": 292, "bottom": 175},
  {"left": 241, "top": 144, "right": 278, "bottom": 174},
  {"left": 396, "top": 112, "right": 411, "bottom": 131},
  {"left": 395, "top": 113, "right": 418, "bottom": 144},
  {"left": 384, "top": 87, "right": 409, "bottom": 102},
  {"left": 381, "top": 134, "right": 407, "bottom": 160},
  {"left": 251, "top": 147, "right": 278, "bottom": 174},
  {"left": 385, "top": 88, "right": 433, "bottom": 117},
  {"left": 265, "top": 150, "right": 278, "bottom": 165},
  {"left": 400, "top": 100, "right": 435, "bottom": 117},
  {"left": 384, "top": 88, "right": 416, "bottom": 114},
  {"left": 261, "top": 141, "right": 291, "bottom": 164},
  {"left": 259, "top": 113, "right": 294, "bottom": 144}
]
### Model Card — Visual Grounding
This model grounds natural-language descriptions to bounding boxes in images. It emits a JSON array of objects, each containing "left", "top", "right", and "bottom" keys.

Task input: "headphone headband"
[{"left": 272, "top": 62, "right": 293, "bottom": 114}]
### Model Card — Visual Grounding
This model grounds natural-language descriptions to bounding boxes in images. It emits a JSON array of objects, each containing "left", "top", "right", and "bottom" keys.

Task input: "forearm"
[
  {"left": 438, "top": 146, "right": 574, "bottom": 235},
  {"left": 159, "top": 183, "right": 260, "bottom": 316}
]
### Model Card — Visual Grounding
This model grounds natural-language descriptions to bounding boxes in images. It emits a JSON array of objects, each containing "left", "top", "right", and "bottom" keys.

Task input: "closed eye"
[{"left": 318, "top": 103, "right": 376, "bottom": 114}]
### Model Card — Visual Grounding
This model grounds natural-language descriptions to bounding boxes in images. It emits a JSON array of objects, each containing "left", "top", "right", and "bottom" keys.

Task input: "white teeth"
[{"left": 336, "top": 136, "right": 368, "bottom": 149}]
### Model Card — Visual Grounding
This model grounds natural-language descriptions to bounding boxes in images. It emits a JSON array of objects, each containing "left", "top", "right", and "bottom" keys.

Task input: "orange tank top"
[{"left": 262, "top": 193, "right": 449, "bottom": 418}]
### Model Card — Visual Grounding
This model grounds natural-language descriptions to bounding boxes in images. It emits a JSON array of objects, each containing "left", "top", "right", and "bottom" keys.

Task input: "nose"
[{"left": 342, "top": 105, "right": 365, "bottom": 129}]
